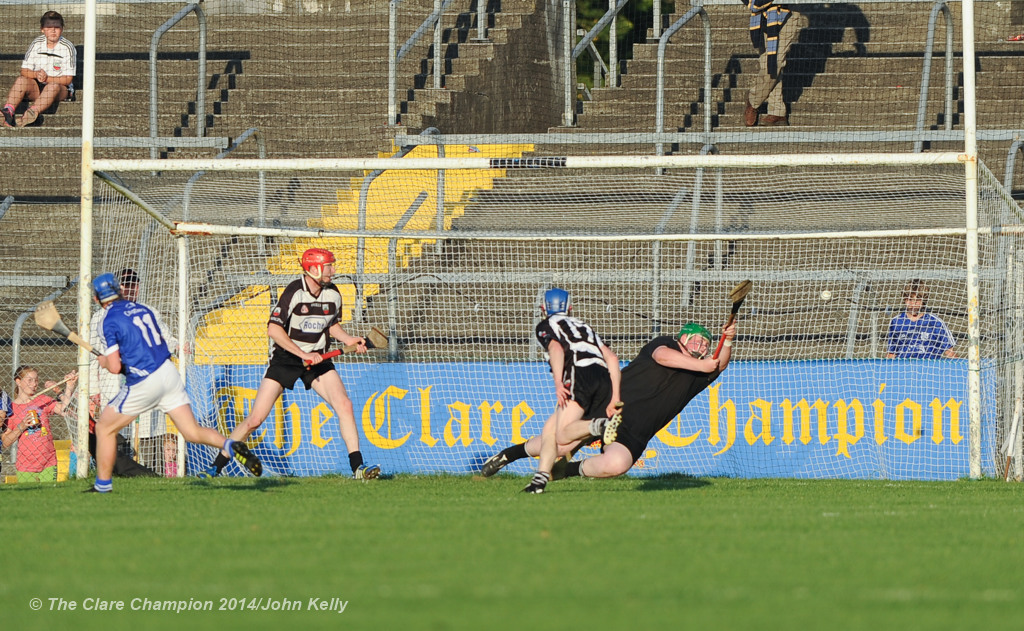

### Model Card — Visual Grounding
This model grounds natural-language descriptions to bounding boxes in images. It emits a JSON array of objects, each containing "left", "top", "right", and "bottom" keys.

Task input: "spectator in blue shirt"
[{"left": 886, "top": 280, "right": 957, "bottom": 359}]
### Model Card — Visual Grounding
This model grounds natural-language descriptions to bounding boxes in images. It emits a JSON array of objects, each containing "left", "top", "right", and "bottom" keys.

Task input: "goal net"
[{"left": 92, "top": 153, "right": 1023, "bottom": 480}]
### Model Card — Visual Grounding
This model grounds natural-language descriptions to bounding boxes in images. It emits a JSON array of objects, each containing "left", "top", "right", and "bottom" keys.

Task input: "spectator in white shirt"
[{"left": 2, "top": 11, "right": 76, "bottom": 127}]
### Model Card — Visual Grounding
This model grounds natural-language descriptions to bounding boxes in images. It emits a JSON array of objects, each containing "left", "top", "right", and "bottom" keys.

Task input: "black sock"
[
  {"left": 504, "top": 443, "right": 529, "bottom": 462},
  {"left": 212, "top": 452, "right": 230, "bottom": 472},
  {"left": 349, "top": 450, "right": 364, "bottom": 473},
  {"left": 565, "top": 461, "right": 582, "bottom": 478}
]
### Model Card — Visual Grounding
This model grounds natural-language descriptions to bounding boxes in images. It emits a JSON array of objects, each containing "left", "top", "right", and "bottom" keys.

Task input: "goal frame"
[
  {"left": 83, "top": 149, "right": 995, "bottom": 481},
  {"left": 72, "top": 0, "right": 985, "bottom": 479}
]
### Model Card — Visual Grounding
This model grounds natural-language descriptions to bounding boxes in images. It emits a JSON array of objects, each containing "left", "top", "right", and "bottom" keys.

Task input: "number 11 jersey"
[{"left": 101, "top": 301, "right": 171, "bottom": 386}]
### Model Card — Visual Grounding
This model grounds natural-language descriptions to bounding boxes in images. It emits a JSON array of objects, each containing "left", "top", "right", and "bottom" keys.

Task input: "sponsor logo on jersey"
[
  {"left": 300, "top": 305, "right": 309, "bottom": 314},
  {"left": 301, "top": 320, "right": 325, "bottom": 333},
  {"left": 272, "top": 307, "right": 281, "bottom": 316},
  {"left": 322, "top": 304, "right": 330, "bottom": 314}
]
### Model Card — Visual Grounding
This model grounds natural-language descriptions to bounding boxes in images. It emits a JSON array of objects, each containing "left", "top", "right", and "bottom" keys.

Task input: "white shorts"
[{"left": 107, "top": 360, "right": 191, "bottom": 417}]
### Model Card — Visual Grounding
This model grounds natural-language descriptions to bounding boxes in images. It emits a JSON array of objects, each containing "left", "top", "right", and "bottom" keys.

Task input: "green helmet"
[{"left": 677, "top": 322, "right": 712, "bottom": 345}]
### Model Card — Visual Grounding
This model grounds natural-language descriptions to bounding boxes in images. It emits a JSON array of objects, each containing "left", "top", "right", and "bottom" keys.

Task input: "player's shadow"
[
  {"left": 189, "top": 477, "right": 298, "bottom": 492},
  {"left": 634, "top": 473, "right": 711, "bottom": 492}
]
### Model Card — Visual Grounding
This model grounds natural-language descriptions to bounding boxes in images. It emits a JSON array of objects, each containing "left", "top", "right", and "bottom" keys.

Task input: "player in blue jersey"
[
  {"left": 87, "top": 273, "right": 261, "bottom": 493},
  {"left": 886, "top": 280, "right": 957, "bottom": 359}
]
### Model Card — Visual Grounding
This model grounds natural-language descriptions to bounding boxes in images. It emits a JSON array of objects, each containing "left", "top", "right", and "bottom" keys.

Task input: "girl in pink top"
[{"left": 1, "top": 365, "right": 77, "bottom": 482}]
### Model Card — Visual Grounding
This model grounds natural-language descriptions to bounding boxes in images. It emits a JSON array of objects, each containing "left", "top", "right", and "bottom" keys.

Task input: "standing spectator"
[
  {"left": 887, "top": 279, "right": 957, "bottom": 359},
  {"left": 2, "top": 11, "right": 76, "bottom": 128},
  {"left": 200, "top": 248, "right": 381, "bottom": 480},
  {"left": 1, "top": 365, "right": 78, "bottom": 482},
  {"left": 744, "top": 0, "right": 806, "bottom": 127},
  {"left": 164, "top": 435, "right": 178, "bottom": 478}
]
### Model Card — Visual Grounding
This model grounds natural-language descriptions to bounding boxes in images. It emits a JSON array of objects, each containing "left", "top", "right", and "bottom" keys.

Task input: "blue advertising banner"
[{"left": 185, "top": 359, "right": 992, "bottom": 480}]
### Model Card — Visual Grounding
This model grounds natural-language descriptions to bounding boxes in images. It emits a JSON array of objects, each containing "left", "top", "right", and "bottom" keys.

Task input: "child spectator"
[
  {"left": 1, "top": 365, "right": 78, "bottom": 482},
  {"left": 2, "top": 11, "right": 76, "bottom": 127},
  {"left": 887, "top": 279, "right": 957, "bottom": 359}
]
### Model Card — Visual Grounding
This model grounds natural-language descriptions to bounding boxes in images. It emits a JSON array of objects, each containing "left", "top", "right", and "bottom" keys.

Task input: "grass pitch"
[{"left": 2, "top": 474, "right": 1022, "bottom": 631}]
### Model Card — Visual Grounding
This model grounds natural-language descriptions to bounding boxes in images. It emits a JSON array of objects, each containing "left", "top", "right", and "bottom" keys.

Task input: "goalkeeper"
[
  {"left": 481, "top": 320, "right": 736, "bottom": 482},
  {"left": 202, "top": 248, "right": 381, "bottom": 480}
]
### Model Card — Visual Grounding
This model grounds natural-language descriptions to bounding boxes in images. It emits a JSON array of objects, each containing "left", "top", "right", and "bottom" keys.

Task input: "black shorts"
[
  {"left": 566, "top": 364, "right": 613, "bottom": 419},
  {"left": 36, "top": 79, "right": 74, "bottom": 101},
  {"left": 612, "top": 405, "right": 671, "bottom": 463},
  {"left": 264, "top": 350, "right": 333, "bottom": 391}
]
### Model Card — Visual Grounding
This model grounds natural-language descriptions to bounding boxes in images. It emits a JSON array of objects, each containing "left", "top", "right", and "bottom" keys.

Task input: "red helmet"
[{"left": 301, "top": 248, "right": 335, "bottom": 277}]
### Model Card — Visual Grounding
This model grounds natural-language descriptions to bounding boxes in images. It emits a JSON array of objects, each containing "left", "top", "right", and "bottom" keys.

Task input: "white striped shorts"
[{"left": 107, "top": 360, "right": 191, "bottom": 417}]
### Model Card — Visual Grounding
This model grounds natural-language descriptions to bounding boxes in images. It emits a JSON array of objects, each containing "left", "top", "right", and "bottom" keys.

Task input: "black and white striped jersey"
[
  {"left": 268, "top": 276, "right": 341, "bottom": 356},
  {"left": 535, "top": 314, "right": 609, "bottom": 379}
]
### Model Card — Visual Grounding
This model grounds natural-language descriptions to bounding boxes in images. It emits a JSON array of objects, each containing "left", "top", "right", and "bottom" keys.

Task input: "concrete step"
[
  {"left": 584, "top": 86, "right": 956, "bottom": 106},
  {"left": 236, "top": 58, "right": 423, "bottom": 77},
  {"left": 615, "top": 68, "right": 934, "bottom": 90}
]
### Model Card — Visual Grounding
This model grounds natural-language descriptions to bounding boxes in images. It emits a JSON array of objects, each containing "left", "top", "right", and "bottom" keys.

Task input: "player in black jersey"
[
  {"left": 481, "top": 320, "right": 736, "bottom": 486},
  {"left": 563, "top": 320, "right": 735, "bottom": 479},
  {"left": 202, "top": 248, "right": 381, "bottom": 480},
  {"left": 516, "top": 288, "right": 621, "bottom": 494}
]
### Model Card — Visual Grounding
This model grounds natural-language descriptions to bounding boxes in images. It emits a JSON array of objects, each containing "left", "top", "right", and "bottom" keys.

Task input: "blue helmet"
[
  {"left": 544, "top": 288, "right": 571, "bottom": 315},
  {"left": 93, "top": 273, "right": 123, "bottom": 303}
]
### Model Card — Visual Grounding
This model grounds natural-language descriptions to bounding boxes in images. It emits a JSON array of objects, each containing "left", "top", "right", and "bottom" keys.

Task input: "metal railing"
[
  {"left": 580, "top": 28, "right": 611, "bottom": 90},
  {"left": 563, "top": 0, "right": 630, "bottom": 126},
  {"left": 474, "top": 0, "right": 487, "bottom": 41},
  {"left": 0, "top": 0, "right": 219, "bottom": 153},
  {"left": 654, "top": 0, "right": 954, "bottom": 153},
  {"left": 388, "top": 0, "right": 456, "bottom": 125},
  {"left": 0, "top": 195, "right": 13, "bottom": 222},
  {"left": 149, "top": 2, "right": 207, "bottom": 159},
  {"left": 355, "top": 128, "right": 444, "bottom": 323},
  {"left": 1004, "top": 139, "right": 1024, "bottom": 195},
  {"left": 655, "top": 5, "right": 711, "bottom": 157},
  {"left": 913, "top": 1, "right": 955, "bottom": 152},
  {"left": 385, "top": 0, "right": 958, "bottom": 149},
  {"left": 0, "top": 137, "right": 227, "bottom": 149},
  {"left": 11, "top": 285, "right": 76, "bottom": 381}
]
